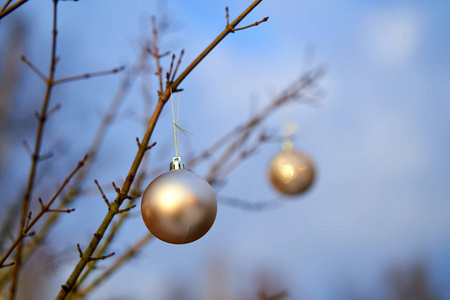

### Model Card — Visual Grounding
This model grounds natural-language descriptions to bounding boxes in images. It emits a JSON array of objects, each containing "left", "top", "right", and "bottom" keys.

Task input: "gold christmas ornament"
[
  {"left": 141, "top": 157, "right": 217, "bottom": 244},
  {"left": 268, "top": 140, "right": 315, "bottom": 196}
]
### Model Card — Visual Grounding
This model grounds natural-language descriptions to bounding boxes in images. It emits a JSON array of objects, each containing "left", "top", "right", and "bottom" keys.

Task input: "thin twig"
[
  {"left": 136, "top": 138, "right": 156, "bottom": 151},
  {"left": 169, "top": 1, "right": 266, "bottom": 94},
  {"left": 0, "top": 49, "right": 149, "bottom": 289},
  {"left": 170, "top": 50, "right": 184, "bottom": 83},
  {"left": 56, "top": 2, "right": 267, "bottom": 298},
  {"left": 94, "top": 180, "right": 111, "bottom": 209},
  {"left": 64, "top": 62, "right": 153, "bottom": 296},
  {"left": 90, "top": 252, "right": 115, "bottom": 261},
  {"left": 232, "top": 16, "right": 269, "bottom": 32},
  {"left": 71, "top": 234, "right": 153, "bottom": 299},
  {"left": 0, "top": 203, "right": 20, "bottom": 254},
  {"left": 38, "top": 151, "right": 53, "bottom": 161},
  {"left": 47, "top": 208, "right": 75, "bottom": 213},
  {"left": 205, "top": 68, "right": 323, "bottom": 183},
  {"left": 226, "top": 6, "right": 269, "bottom": 33},
  {"left": 218, "top": 195, "right": 282, "bottom": 211},
  {"left": 46, "top": 103, "right": 61, "bottom": 118},
  {"left": 111, "top": 182, "right": 120, "bottom": 194},
  {"left": 52, "top": 66, "right": 125, "bottom": 85},
  {"left": 117, "top": 204, "right": 136, "bottom": 214},
  {"left": 0, "top": 155, "right": 87, "bottom": 269},
  {"left": 186, "top": 123, "right": 246, "bottom": 168},
  {"left": 166, "top": 54, "right": 175, "bottom": 84},
  {"left": 69, "top": 168, "right": 148, "bottom": 300},
  {"left": 69, "top": 198, "right": 140, "bottom": 296},
  {"left": 9, "top": 1, "right": 59, "bottom": 298},
  {"left": 150, "top": 16, "right": 164, "bottom": 95},
  {"left": 21, "top": 55, "right": 47, "bottom": 82},
  {"left": 131, "top": 69, "right": 323, "bottom": 199},
  {"left": 24, "top": 212, "right": 32, "bottom": 229},
  {"left": 0, "top": 262, "right": 15, "bottom": 269},
  {"left": 0, "top": 0, "right": 28, "bottom": 20},
  {"left": 0, "top": 0, "right": 14, "bottom": 13},
  {"left": 77, "top": 244, "right": 115, "bottom": 262},
  {"left": 212, "top": 131, "right": 273, "bottom": 185},
  {"left": 22, "top": 140, "right": 33, "bottom": 158},
  {"left": 69, "top": 212, "right": 126, "bottom": 297},
  {"left": 68, "top": 94, "right": 152, "bottom": 298},
  {"left": 140, "top": 39, "right": 154, "bottom": 112}
]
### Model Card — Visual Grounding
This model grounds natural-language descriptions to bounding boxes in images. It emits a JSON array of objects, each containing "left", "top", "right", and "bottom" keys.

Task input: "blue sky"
[{"left": 1, "top": 0, "right": 450, "bottom": 299}]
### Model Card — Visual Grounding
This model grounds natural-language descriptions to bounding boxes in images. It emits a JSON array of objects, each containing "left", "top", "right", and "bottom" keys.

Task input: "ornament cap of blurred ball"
[
  {"left": 141, "top": 156, "right": 217, "bottom": 244},
  {"left": 268, "top": 140, "right": 315, "bottom": 196}
]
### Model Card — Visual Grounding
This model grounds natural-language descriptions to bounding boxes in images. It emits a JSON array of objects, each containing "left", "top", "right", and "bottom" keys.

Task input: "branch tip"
[
  {"left": 46, "top": 103, "right": 61, "bottom": 118},
  {"left": 230, "top": 16, "right": 269, "bottom": 32},
  {"left": 117, "top": 204, "right": 136, "bottom": 214},
  {"left": 38, "top": 198, "right": 45, "bottom": 209},
  {"left": 91, "top": 252, "right": 115, "bottom": 261},
  {"left": 170, "top": 50, "right": 184, "bottom": 83},
  {"left": 166, "top": 54, "right": 176, "bottom": 84},
  {"left": 22, "top": 140, "right": 34, "bottom": 157},
  {"left": 47, "top": 208, "right": 75, "bottom": 214},
  {"left": 77, "top": 244, "right": 84, "bottom": 257},
  {"left": 115, "top": 65, "right": 126, "bottom": 72},
  {"left": 82, "top": 154, "right": 89, "bottom": 163},
  {"left": 24, "top": 231, "right": 35, "bottom": 237},
  {"left": 159, "top": 51, "right": 170, "bottom": 58},
  {"left": 95, "top": 180, "right": 111, "bottom": 208},
  {"left": 52, "top": 65, "right": 126, "bottom": 85},
  {"left": 112, "top": 182, "right": 120, "bottom": 193},
  {"left": 145, "top": 141, "right": 157, "bottom": 151},
  {"left": 0, "top": 262, "right": 15, "bottom": 269},
  {"left": 24, "top": 211, "right": 32, "bottom": 229},
  {"left": 38, "top": 151, "right": 54, "bottom": 161},
  {"left": 21, "top": 55, "right": 47, "bottom": 82}
]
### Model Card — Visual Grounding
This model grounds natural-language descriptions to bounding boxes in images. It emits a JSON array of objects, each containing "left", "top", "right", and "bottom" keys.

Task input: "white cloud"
[{"left": 363, "top": 7, "right": 422, "bottom": 66}]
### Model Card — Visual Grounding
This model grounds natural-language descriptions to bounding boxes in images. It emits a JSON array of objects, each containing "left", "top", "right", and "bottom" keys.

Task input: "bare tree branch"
[
  {"left": 0, "top": 47, "right": 150, "bottom": 288},
  {"left": 70, "top": 234, "right": 153, "bottom": 300},
  {"left": 0, "top": 155, "right": 87, "bottom": 269},
  {"left": 205, "top": 68, "right": 323, "bottom": 183},
  {"left": 0, "top": 0, "right": 14, "bottom": 13},
  {"left": 9, "top": 1, "right": 60, "bottom": 297},
  {"left": 149, "top": 16, "right": 164, "bottom": 95},
  {"left": 56, "top": 1, "right": 268, "bottom": 298}
]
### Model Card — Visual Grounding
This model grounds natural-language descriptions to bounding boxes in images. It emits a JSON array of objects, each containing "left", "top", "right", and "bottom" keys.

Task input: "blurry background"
[{"left": 0, "top": 0, "right": 450, "bottom": 299}]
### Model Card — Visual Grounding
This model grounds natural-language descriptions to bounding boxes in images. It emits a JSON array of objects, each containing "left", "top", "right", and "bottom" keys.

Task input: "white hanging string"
[
  {"left": 170, "top": 89, "right": 192, "bottom": 157},
  {"left": 170, "top": 88, "right": 180, "bottom": 157}
]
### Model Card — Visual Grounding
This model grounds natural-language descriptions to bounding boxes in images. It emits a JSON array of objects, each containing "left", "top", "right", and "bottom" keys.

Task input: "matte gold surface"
[
  {"left": 268, "top": 149, "right": 315, "bottom": 196},
  {"left": 141, "top": 169, "right": 217, "bottom": 244}
]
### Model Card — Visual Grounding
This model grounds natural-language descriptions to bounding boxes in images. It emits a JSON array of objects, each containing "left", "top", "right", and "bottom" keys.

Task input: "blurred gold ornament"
[
  {"left": 141, "top": 157, "right": 217, "bottom": 244},
  {"left": 268, "top": 142, "right": 315, "bottom": 196}
]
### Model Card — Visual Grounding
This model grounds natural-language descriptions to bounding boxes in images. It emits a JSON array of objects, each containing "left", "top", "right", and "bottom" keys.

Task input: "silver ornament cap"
[
  {"left": 141, "top": 157, "right": 217, "bottom": 244},
  {"left": 170, "top": 156, "right": 184, "bottom": 170}
]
